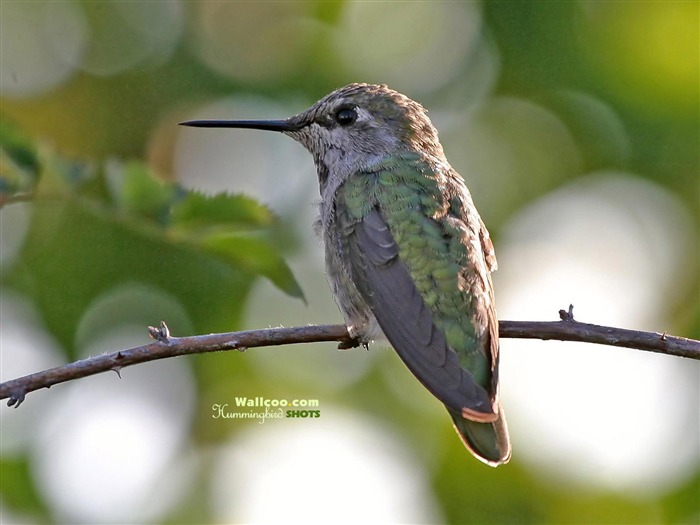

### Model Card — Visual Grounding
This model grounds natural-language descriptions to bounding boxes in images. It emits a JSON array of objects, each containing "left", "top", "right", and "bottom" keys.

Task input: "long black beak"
[{"left": 178, "top": 119, "right": 301, "bottom": 132}]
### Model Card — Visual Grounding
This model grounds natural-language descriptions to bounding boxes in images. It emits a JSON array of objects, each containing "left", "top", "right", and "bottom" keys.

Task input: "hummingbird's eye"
[{"left": 335, "top": 107, "right": 357, "bottom": 126}]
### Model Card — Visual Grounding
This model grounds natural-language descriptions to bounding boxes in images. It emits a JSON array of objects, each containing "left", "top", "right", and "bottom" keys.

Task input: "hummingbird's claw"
[{"left": 338, "top": 337, "right": 361, "bottom": 350}]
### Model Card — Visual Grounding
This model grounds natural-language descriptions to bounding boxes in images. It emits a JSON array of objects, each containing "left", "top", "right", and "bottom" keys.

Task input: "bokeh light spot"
[
  {"left": 210, "top": 410, "right": 443, "bottom": 524},
  {"left": 191, "top": 2, "right": 313, "bottom": 83},
  {"left": 66, "top": 0, "right": 184, "bottom": 76},
  {"left": 335, "top": 2, "right": 483, "bottom": 93},
  {"left": 0, "top": 1, "right": 86, "bottom": 98},
  {"left": 445, "top": 96, "right": 582, "bottom": 223},
  {"left": 496, "top": 173, "right": 698, "bottom": 495},
  {"left": 31, "top": 330, "right": 196, "bottom": 524}
]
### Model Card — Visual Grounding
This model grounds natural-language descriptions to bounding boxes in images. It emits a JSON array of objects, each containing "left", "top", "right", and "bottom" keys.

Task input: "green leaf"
[
  {"left": 5, "top": 202, "right": 255, "bottom": 354},
  {"left": 0, "top": 456, "right": 49, "bottom": 518},
  {"left": 0, "top": 116, "right": 40, "bottom": 180},
  {"left": 2, "top": 123, "right": 306, "bottom": 354},
  {"left": 200, "top": 231, "right": 305, "bottom": 301},
  {"left": 171, "top": 191, "right": 275, "bottom": 231},
  {"left": 0, "top": 116, "right": 40, "bottom": 199},
  {"left": 111, "top": 160, "right": 180, "bottom": 223}
]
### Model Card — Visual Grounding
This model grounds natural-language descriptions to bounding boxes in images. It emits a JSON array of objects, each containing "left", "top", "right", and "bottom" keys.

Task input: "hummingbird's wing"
[
  {"left": 346, "top": 207, "right": 496, "bottom": 420},
  {"left": 478, "top": 214, "right": 501, "bottom": 397},
  {"left": 337, "top": 153, "right": 501, "bottom": 422}
]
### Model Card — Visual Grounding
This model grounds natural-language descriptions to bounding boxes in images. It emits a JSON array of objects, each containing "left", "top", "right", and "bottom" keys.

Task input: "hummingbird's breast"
[{"left": 315, "top": 212, "right": 385, "bottom": 342}]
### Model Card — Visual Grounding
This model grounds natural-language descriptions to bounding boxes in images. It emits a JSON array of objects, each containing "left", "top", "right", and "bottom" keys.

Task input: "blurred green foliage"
[
  {"left": 1, "top": 118, "right": 302, "bottom": 357},
  {"left": 1, "top": 1, "right": 698, "bottom": 524}
]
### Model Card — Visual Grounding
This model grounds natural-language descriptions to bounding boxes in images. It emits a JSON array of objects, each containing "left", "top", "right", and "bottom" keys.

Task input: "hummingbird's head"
[
  {"left": 180, "top": 84, "right": 447, "bottom": 190},
  {"left": 283, "top": 84, "right": 446, "bottom": 177}
]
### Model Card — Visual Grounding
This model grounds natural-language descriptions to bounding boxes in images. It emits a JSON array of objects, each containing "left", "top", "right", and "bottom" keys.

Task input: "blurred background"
[{"left": 1, "top": 1, "right": 698, "bottom": 524}]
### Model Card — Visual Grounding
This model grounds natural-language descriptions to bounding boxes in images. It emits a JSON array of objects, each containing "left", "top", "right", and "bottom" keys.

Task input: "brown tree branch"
[
  {"left": 2, "top": 314, "right": 699, "bottom": 408},
  {"left": 0, "top": 192, "right": 36, "bottom": 209}
]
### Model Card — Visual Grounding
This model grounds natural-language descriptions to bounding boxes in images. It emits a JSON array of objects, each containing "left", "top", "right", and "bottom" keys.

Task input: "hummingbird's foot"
[
  {"left": 338, "top": 337, "right": 361, "bottom": 350},
  {"left": 338, "top": 324, "right": 371, "bottom": 350},
  {"left": 337, "top": 337, "right": 370, "bottom": 350}
]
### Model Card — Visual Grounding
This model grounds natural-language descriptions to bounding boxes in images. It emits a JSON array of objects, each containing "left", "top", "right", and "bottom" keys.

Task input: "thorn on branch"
[
  {"left": 660, "top": 332, "right": 668, "bottom": 341},
  {"left": 8, "top": 389, "right": 26, "bottom": 408},
  {"left": 148, "top": 321, "right": 171, "bottom": 343},
  {"left": 559, "top": 304, "right": 575, "bottom": 322}
]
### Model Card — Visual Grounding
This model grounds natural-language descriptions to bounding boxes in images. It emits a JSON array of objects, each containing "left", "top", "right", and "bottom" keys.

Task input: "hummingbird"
[{"left": 180, "top": 83, "right": 511, "bottom": 466}]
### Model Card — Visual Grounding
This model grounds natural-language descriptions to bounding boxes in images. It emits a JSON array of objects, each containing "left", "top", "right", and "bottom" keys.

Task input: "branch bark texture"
[{"left": 2, "top": 318, "right": 698, "bottom": 408}]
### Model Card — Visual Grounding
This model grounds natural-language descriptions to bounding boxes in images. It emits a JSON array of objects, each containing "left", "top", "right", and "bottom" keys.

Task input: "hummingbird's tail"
[{"left": 448, "top": 403, "right": 511, "bottom": 467}]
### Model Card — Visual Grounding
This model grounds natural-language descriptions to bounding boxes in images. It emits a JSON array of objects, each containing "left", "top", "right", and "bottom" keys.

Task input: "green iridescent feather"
[{"left": 339, "top": 153, "right": 489, "bottom": 387}]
